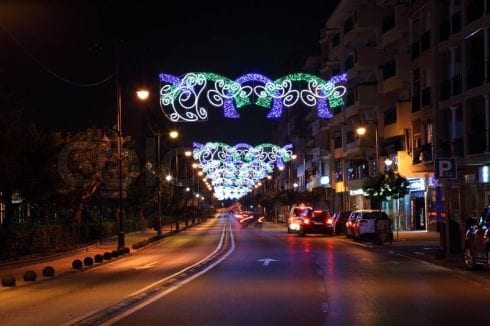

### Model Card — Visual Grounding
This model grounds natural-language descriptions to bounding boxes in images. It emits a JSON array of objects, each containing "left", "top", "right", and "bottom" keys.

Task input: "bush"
[
  {"left": 111, "top": 250, "right": 119, "bottom": 258},
  {"left": 1, "top": 275, "right": 16, "bottom": 287},
  {"left": 72, "top": 259, "right": 83, "bottom": 269},
  {"left": 117, "top": 247, "right": 126, "bottom": 255},
  {"left": 23, "top": 270, "right": 37, "bottom": 282},
  {"left": 94, "top": 254, "right": 103, "bottom": 263},
  {"left": 103, "top": 252, "right": 112, "bottom": 260},
  {"left": 123, "top": 247, "right": 130, "bottom": 254},
  {"left": 83, "top": 257, "right": 94, "bottom": 266},
  {"left": 42, "top": 266, "right": 55, "bottom": 277}
]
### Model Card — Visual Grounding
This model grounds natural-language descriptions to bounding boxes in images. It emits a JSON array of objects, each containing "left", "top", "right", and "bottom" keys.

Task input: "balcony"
[
  {"left": 349, "top": 47, "right": 384, "bottom": 73},
  {"left": 381, "top": 6, "right": 409, "bottom": 48},
  {"left": 381, "top": 54, "right": 410, "bottom": 94},
  {"left": 344, "top": 84, "right": 379, "bottom": 119},
  {"left": 439, "top": 74, "right": 462, "bottom": 101},
  {"left": 412, "top": 143, "right": 432, "bottom": 165}
]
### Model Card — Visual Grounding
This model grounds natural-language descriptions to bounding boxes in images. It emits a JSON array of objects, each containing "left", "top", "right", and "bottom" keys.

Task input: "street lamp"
[{"left": 356, "top": 122, "right": 379, "bottom": 173}]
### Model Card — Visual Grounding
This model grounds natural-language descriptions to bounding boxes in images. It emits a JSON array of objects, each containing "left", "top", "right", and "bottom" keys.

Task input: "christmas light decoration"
[
  {"left": 160, "top": 72, "right": 347, "bottom": 122},
  {"left": 192, "top": 142, "right": 293, "bottom": 200}
]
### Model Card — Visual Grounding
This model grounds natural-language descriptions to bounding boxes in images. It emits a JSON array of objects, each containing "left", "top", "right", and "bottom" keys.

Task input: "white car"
[{"left": 350, "top": 209, "right": 392, "bottom": 242}]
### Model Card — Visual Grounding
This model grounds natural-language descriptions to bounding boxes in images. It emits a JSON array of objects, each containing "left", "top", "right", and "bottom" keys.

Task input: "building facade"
[{"left": 274, "top": 0, "right": 490, "bottom": 233}]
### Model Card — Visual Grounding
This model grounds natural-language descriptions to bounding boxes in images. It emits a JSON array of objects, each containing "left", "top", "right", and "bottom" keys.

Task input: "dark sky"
[{"left": 0, "top": 0, "right": 339, "bottom": 146}]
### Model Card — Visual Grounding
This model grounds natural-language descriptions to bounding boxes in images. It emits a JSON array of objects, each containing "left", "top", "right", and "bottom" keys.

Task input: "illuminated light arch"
[
  {"left": 160, "top": 72, "right": 347, "bottom": 122},
  {"left": 192, "top": 142, "right": 293, "bottom": 200}
]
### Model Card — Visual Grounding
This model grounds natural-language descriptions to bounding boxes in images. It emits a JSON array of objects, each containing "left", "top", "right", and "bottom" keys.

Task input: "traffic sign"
[{"left": 434, "top": 158, "right": 457, "bottom": 179}]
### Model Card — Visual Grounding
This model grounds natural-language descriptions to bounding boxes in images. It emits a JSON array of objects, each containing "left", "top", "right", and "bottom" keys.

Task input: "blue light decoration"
[
  {"left": 192, "top": 142, "right": 293, "bottom": 200},
  {"left": 159, "top": 72, "right": 347, "bottom": 122}
]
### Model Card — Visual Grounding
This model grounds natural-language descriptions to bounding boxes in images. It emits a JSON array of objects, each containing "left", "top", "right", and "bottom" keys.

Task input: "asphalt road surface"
[{"left": 2, "top": 213, "right": 490, "bottom": 325}]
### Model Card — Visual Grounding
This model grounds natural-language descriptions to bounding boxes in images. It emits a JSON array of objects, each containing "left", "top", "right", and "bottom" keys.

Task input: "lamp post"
[
  {"left": 137, "top": 89, "right": 163, "bottom": 236},
  {"left": 356, "top": 123, "right": 379, "bottom": 173},
  {"left": 115, "top": 71, "right": 125, "bottom": 250}
]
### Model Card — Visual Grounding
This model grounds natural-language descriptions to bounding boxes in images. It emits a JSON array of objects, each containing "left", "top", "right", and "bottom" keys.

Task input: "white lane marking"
[
  {"left": 131, "top": 261, "right": 159, "bottom": 270},
  {"left": 258, "top": 258, "right": 279, "bottom": 266},
  {"left": 100, "top": 220, "right": 235, "bottom": 326}
]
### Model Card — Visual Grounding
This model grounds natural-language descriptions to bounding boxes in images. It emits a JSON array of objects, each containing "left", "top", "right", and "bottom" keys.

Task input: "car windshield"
[
  {"left": 363, "top": 212, "right": 388, "bottom": 219},
  {"left": 293, "top": 208, "right": 312, "bottom": 217}
]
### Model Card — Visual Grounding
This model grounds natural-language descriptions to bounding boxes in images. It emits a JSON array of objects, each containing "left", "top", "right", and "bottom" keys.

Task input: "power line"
[{"left": 0, "top": 20, "right": 115, "bottom": 87}]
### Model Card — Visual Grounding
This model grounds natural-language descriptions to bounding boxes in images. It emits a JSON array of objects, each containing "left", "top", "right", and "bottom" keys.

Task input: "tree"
[
  {"left": 0, "top": 86, "right": 63, "bottom": 228},
  {"left": 362, "top": 169, "right": 409, "bottom": 209}
]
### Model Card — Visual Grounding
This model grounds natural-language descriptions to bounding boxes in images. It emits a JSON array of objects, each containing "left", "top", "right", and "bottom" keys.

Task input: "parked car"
[
  {"left": 332, "top": 211, "right": 351, "bottom": 235},
  {"left": 287, "top": 206, "right": 334, "bottom": 236},
  {"left": 349, "top": 209, "right": 393, "bottom": 242},
  {"left": 464, "top": 206, "right": 490, "bottom": 270},
  {"left": 345, "top": 211, "right": 358, "bottom": 239}
]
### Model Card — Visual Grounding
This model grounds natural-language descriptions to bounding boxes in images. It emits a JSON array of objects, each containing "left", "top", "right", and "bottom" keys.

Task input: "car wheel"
[{"left": 464, "top": 247, "right": 476, "bottom": 270}]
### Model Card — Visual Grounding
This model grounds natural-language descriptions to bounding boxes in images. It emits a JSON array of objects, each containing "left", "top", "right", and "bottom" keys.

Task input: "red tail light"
[
  {"left": 303, "top": 218, "right": 310, "bottom": 225},
  {"left": 326, "top": 218, "right": 333, "bottom": 224}
]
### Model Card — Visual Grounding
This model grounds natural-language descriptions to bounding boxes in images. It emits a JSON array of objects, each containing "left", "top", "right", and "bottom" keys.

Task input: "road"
[{"left": 2, "top": 213, "right": 490, "bottom": 325}]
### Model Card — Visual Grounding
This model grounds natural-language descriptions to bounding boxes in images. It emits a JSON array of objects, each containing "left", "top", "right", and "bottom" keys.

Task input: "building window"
[
  {"left": 384, "top": 107, "right": 397, "bottom": 125},
  {"left": 382, "top": 14, "right": 395, "bottom": 33},
  {"left": 335, "top": 159, "right": 343, "bottom": 182}
]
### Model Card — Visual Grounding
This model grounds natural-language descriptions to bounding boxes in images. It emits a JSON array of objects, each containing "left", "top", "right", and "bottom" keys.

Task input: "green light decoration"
[
  {"left": 192, "top": 142, "right": 293, "bottom": 200},
  {"left": 159, "top": 72, "right": 347, "bottom": 122}
]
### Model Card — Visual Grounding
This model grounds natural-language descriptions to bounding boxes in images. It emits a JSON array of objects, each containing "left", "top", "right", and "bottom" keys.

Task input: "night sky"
[{"left": 0, "top": 0, "right": 339, "bottom": 146}]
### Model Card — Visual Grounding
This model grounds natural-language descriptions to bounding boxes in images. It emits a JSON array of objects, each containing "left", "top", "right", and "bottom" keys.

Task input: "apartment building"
[{"left": 313, "top": 0, "right": 490, "bottom": 231}]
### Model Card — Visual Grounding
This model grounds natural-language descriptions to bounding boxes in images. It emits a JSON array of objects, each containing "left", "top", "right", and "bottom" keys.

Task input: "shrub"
[
  {"left": 72, "top": 259, "right": 83, "bottom": 269},
  {"left": 111, "top": 250, "right": 119, "bottom": 258},
  {"left": 42, "top": 266, "right": 55, "bottom": 277},
  {"left": 23, "top": 270, "right": 37, "bottom": 282},
  {"left": 117, "top": 247, "right": 126, "bottom": 255},
  {"left": 103, "top": 252, "right": 112, "bottom": 260},
  {"left": 123, "top": 247, "right": 130, "bottom": 254},
  {"left": 94, "top": 254, "right": 103, "bottom": 263},
  {"left": 83, "top": 257, "right": 94, "bottom": 266},
  {"left": 1, "top": 275, "right": 16, "bottom": 287}
]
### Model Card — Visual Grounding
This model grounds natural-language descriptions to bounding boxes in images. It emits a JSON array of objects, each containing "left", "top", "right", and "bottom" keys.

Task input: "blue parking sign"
[{"left": 434, "top": 158, "right": 457, "bottom": 179}]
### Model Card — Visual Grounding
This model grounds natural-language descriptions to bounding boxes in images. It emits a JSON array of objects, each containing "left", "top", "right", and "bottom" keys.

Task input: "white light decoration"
[
  {"left": 192, "top": 142, "right": 293, "bottom": 200},
  {"left": 159, "top": 72, "right": 347, "bottom": 122}
]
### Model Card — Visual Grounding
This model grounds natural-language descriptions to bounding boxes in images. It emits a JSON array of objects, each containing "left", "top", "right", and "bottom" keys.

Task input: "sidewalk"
[
  {"left": 0, "top": 225, "right": 175, "bottom": 288},
  {"left": 380, "top": 230, "right": 466, "bottom": 271}
]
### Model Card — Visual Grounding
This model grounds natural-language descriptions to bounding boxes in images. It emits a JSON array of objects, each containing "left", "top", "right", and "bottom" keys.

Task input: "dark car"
[
  {"left": 464, "top": 206, "right": 490, "bottom": 270},
  {"left": 288, "top": 208, "right": 334, "bottom": 236},
  {"left": 332, "top": 211, "right": 351, "bottom": 235}
]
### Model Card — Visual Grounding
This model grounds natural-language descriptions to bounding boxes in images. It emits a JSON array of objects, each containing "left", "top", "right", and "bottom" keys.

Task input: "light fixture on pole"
[
  {"left": 356, "top": 122, "right": 379, "bottom": 173},
  {"left": 137, "top": 88, "right": 164, "bottom": 236}
]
